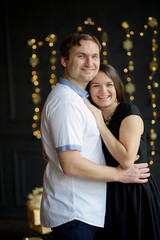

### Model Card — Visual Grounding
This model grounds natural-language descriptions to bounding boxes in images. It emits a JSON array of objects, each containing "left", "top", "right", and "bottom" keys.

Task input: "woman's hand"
[
  {"left": 42, "top": 148, "right": 49, "bottom": 164},
  {"left": 83, "top": 99, "right": 105, "bottom": 128}
]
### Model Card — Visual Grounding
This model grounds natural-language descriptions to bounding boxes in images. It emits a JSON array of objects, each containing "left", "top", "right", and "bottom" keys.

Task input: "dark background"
[{"left": 0, "top": 0, "right": 160, "bottom": 238}]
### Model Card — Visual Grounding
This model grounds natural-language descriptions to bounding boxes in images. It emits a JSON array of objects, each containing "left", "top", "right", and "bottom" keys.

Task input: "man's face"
[{"left": 61, "top": 40, "right": 100, "bottom": 89}]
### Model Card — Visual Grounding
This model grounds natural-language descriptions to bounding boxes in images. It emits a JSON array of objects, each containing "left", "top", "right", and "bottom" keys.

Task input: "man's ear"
[{"left": 61, "top": 56, "right": 67, "bottom": 67}]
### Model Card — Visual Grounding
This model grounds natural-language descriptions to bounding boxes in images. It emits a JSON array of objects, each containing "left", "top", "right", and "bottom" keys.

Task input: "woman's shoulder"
[{"left": 116, "top": 102, "right": 143, "bottom": 120}]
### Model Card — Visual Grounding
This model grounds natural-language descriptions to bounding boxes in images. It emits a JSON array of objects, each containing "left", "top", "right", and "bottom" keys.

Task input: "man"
[{"left": 40, "top": 32, "right": 150, "bottom": 240}]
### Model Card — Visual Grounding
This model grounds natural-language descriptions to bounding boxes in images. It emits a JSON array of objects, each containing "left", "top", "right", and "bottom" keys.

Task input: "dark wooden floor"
[
  {"left": 0, "top": 220, "right": 34, "bottom": 240},
  {"left": 0, "top": 220, "right": 54, "bottom": 240}
]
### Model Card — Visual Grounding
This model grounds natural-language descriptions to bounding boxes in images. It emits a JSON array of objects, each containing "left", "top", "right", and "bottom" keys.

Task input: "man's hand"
[{"left": 117, "top": 163, "right": 150, "bottom": 183}]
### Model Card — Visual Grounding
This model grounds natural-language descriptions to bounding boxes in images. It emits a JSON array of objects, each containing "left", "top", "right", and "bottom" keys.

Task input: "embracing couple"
[{"left": 40, "top": 31, "right": 160, "bottom": 240}]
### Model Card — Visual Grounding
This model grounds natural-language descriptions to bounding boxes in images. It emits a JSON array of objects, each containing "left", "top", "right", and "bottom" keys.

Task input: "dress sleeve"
[{"left": 118, "top": 102, "right": 143, "bottom": 123}]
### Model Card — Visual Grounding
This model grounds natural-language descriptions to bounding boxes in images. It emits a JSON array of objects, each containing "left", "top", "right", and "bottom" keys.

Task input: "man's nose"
[{"left": 84, "top": 56, "right": 92, "bottom": 66}]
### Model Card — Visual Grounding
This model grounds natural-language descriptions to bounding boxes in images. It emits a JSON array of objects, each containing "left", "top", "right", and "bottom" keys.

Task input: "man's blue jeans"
[{"left": 51, "top": 220, "right": 97, "bottom": 240}]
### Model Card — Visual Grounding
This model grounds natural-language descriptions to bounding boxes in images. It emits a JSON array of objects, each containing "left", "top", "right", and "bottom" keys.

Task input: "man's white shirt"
[{"left": 40, "top": 77, "right": 107, "bottom": 228}]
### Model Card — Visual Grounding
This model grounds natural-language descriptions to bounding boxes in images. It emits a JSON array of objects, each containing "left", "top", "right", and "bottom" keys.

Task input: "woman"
[{"left": 84, "top": 63, "right": 160, "bottom": 240}]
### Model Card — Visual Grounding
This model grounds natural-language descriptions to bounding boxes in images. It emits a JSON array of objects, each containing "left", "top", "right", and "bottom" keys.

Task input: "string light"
[
  {"left": 122, "top": 17, "right": 159, "bottom": 165},
  {"left": 27, "top": 39, "right": 42, "bottom": 139},
  {"left": 121, "top": 21, "right": 135, "bottom": 101},
  {"left": 139, "top": 16, "right": 159, "bottom": 165},
  {"left": 27, "top": 34, "right": 57, "bottom": 139},
  {"left": 28, "top": 17, "right": 159, "bottom": 161},
  {"left": 45, "top": 34, "right": 57, "bottom": 89},
  {"left": 77, "top": 17, "right": 109, "bottom": 63}
]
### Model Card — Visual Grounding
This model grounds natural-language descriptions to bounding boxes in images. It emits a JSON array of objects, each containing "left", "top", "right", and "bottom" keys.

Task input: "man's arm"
[{"left": 58, "top": 150, "right": 150, "bottom": 183}]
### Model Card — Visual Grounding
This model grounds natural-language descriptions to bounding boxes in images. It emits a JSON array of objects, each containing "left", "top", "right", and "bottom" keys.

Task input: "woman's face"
[{"left": 89, "top": 71, "right": 117, "bottom": 108}]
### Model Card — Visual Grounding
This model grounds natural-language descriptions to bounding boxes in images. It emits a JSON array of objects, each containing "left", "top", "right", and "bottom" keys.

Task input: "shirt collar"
[{"left": 59, "top": 77, "right": 89, "bottom": 99}]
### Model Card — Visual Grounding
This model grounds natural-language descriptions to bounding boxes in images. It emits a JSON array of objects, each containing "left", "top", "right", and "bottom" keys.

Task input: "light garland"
[
  {"left": 27, "top": 34, "right": 57, "bottom": 139},
  {"left": 27, "top": 39, "right": 42, "bottom": 139},
  {"left": 122, "top": 17, "right": 159, "bottom": 165},
  {"left": 27, "top": 17, "right": 159, "bottom": 163},
  {"left": 28, "top": 19, "right": 107, "bottom": 139},
  {"left": 77, "top": 17, "right": 109, "bottom": 63},
  {"left": 45, "top": 34, "right": 57, "bottom": 89},
  {"left": 121, "top": 21, "right": 135, "bottom": 101},
  {"left": 139, "top": 17, "right": 159, "bottom": 165}
]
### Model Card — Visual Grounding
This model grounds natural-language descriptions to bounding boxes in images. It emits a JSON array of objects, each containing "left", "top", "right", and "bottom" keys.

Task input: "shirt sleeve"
[{"left": 48, "top": 102, "right": 84, "bottom": 153}]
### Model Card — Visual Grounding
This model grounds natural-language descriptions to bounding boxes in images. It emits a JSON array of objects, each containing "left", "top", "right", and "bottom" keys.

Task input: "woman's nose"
[{"left": 100, "top": 86, "right": 107, "bottom": 93}]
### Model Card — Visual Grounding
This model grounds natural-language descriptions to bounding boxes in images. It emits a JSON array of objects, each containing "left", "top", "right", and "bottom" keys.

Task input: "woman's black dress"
[{"left": 95, "top": 102, "right": 160, "bottom": 240}]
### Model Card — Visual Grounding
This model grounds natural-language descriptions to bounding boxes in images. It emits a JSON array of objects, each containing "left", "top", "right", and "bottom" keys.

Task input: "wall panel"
[{"left": 1, "top": 0, "right": 160, "bottom": 221}]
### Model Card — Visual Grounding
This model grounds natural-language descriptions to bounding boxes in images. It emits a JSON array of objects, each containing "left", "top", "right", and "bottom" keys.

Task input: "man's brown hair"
[{"left": 60, "top": 31, "right": 101, "bottom": 60}]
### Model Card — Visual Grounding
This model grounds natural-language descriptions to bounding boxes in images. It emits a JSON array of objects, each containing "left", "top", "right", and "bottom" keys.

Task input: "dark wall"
[{"left": 1, "top": 0, "right": 160, "bottom": 220}]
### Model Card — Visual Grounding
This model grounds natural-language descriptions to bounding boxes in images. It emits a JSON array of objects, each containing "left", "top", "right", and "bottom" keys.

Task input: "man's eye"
[{"left": 93, "top": 55, "right": 98, "bottom": 58}]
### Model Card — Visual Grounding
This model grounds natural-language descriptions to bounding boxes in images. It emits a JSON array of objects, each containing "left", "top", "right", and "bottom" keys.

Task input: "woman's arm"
[
  {"left": 84, "top": 100, "right": 144, "bottom": 169},
  {"left": 99, "top": 115, "right": 143, "bottom": 169}
]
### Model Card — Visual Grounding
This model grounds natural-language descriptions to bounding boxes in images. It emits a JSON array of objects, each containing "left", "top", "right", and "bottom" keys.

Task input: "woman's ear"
[{"left": 61, "top": 56, "right": 67, "bottom": 67}]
